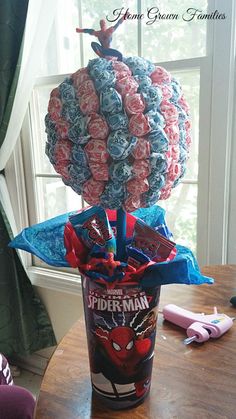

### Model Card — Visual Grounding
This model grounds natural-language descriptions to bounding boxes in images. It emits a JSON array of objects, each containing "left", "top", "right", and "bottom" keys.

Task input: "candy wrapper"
[
  {"left": 69, "top": 206, "right": 116, "bottom": 254},
  {"left": 130, "top": 219, "right": 176, "bottom": 263}
]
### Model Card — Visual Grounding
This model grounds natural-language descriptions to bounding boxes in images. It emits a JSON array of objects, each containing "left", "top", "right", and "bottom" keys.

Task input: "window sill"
[{"left": 27, "top": 266, "right": 82, "bottom": 296}]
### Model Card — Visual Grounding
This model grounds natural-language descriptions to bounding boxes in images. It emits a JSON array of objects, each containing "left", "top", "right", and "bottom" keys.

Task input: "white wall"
[
  {"left": 227, "top": 81, "right": 236, "bottom": 264},
  {"left": 35, "top": 285, "right": 84, "bottom": 358}
]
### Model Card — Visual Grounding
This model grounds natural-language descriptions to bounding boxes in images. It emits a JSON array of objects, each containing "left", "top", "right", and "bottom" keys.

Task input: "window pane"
[
  {"left": 38, "top": 0, "right": 139, "bottom": 77},
  {"left": 172, "top": 69, "right": 199, "bottom": 180},
  {"left": 142, "top": 0, "right": 208, "bottom": 62},
  {"left": 36, "top": 177, "right": 82, "bottom": 221},
  {"left": 38, "top": 0, "right": 81, "bottom": 77},
  {"left": 160, "top": 183, "right": 197, "bottom": 253}
]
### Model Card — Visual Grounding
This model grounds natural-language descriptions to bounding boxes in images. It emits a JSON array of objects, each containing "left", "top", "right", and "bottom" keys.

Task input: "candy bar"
[
  {"left": 69, "top": 206, "right": 116, "bottom": 254},
  {"left": 131, "top": 219, "right": 176, "bottom": 262}
]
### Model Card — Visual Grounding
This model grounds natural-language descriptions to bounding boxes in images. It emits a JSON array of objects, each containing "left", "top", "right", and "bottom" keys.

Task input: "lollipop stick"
[{"left": 116, "top": 208, "right": 127, "bottom": 261}]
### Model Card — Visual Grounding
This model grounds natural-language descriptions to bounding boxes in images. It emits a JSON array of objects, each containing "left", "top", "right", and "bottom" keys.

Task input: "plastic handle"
[{"left": 162, "top": 304, "right": 204, "bottom": 329}]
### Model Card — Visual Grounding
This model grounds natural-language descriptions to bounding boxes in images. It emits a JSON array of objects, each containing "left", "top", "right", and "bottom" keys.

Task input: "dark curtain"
[
  {"left": 0, "top": 0, "right": 56, "bottom": 357},
  {"left": 0, "top": 0, "right": 26, "bottom": 141}
]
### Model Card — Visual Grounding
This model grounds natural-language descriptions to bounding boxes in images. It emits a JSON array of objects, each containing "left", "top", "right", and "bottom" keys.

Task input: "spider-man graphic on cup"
[{"left": 90, "top": 309, "right": 157, "bottom": 399}]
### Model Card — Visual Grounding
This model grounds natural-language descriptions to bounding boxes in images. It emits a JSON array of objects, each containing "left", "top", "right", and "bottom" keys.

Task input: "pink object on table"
[{"left": 162, "top": 304, "right": 234, "bottom": 344}]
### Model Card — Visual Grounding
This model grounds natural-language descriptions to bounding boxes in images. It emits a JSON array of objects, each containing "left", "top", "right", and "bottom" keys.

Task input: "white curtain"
[
  {"left": 0, "top": 174, "right": 18, "bottom": 236},
  {"left": 0, "top": 0, "right": 58, "bottom": 234}
]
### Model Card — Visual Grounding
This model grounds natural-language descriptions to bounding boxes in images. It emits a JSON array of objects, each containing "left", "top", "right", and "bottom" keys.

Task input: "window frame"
[{"left": 197, "top": 0, "right": 236, "bottom": 265}]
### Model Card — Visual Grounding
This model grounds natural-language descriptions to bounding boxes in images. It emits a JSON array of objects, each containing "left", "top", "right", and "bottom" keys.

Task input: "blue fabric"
[
  {"left": 9, "top": 205, "right": 213, "bottom": 286},
  {"left": 142, "top": 245, "right": 213, "bottom": 286},
  {"left": 9, "top": 212, "right": 73, "bottom": 267},
  {"left": 133, "top": 205, "right": 166, "bottom": 228},
  {"left": 9, "top": 206, "right": 165, "bottom": 267}
]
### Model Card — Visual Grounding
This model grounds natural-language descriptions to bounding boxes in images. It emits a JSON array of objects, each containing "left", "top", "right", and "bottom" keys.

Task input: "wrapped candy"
[
  {"left": 129, "top": 113, "right": 151, "bottom": 137},
  {"left": 124, "top": 56, "right": 155, "bottom": 76},
  {"left": 115, "top": 76, "right": 139, "bottom": 96},
  {"left": 148, "top": 129, "right": 169, "bottom": 153},
  {"left": 48, "top": 96, "right": 62, "bottom": 121},
  {"left": 124, "top": 93, "right": 145, "bottom": 115},
  {"left": 72, "top": 68, "right": 90, "bottom": 88},
  {"left": 100, "top": 181, "right": 125, "bottom": 208},
  {"left": 135, "top": 75, "right": 152, "bottom": 91},
  {"left": 77, "top": 79, "right": 96, "bottom": 97},
  {"left": 132, "top": 137, "right": 150, "bottom": 160},
  {"left": 45, "top": 55, "right": 192, "bottom": 211},
  {"left": 68, "top": 164, "right": 90, "bottom": 184},
  {"left": 89, "top": 163, "right": 109, "bottom": 181},
  {"left": 87, "top": 113, "right": 109, "bottom": 139},
  {"left": 59, "top": 81, "right": 76, "bottom": 102},
  {"left": 112, "top": 60, "right": 132, "bottom": 76},
  {"left": 126, "top": 178, "right": 149, "bottom": 194},
  {"left": 69, "top": 206, "right": 116, "bottom": 254},
  {"left": 79, "top": 91, "right": 99, "bottom": 114},
  {"left": 107, "top": 131, "right": 137, "bottom": 160},
  {"left": 141, "top": 86, "right": 163, "bottom": 110},
  {"left": 160, "top": 100, "right": 179, "bottom": 125},
  {"left": 54, "top": 139, "right": 72, "bottom": 162},
  {"left": 133, "top": 159, "right": 150, "bottom": 179},
  {"left": 107, "top": 112, "right": 128, "bottom": 131},
  {"left": 124, "top": 194, "right": 142, "bottom": 213},
  {"left": 109, "top": 160, "right": 133, "bottom": 182},
  {"left": 84, "top": 139, "right": 109, "bottom": 163},
  {"left": 56, "top": 120, "right": 70, "bottom": 139},
  {"left": 82, "top": 178, "right": 105, "bottom": 205},
  {"left": 100, "top": 88, "right": 123, "bottom": 114},
  {"left": 150, "top": 66, "right": 171, "bottom": 84}
]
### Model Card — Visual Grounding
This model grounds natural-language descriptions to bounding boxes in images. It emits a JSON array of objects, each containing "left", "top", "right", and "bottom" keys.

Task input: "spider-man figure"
[
  {"left": 76, "top": 17, "right": 124, "bottom": 60},
  {"left": 93, "top": 325, "right": 154, "bottom": 397}
]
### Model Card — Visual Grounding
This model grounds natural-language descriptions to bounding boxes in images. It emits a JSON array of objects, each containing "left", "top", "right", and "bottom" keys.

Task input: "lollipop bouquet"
[{"left": 10, "top": 18, "right": 213, "bottom": 409}]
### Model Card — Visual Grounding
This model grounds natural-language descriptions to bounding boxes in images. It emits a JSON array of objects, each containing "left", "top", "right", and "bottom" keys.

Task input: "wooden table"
[{"left": 35, "top": 265, "right": 236, "bottom": 419}]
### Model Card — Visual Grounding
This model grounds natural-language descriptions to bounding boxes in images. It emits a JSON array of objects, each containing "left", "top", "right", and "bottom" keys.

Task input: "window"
[{"left": 18, "top": 0, "right": 235, "bottom": 288}]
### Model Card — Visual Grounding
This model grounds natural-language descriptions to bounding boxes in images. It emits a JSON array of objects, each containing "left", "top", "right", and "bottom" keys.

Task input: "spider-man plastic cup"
[{"left": 82, "top": 275, "right": 161, "bottom": 409}]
